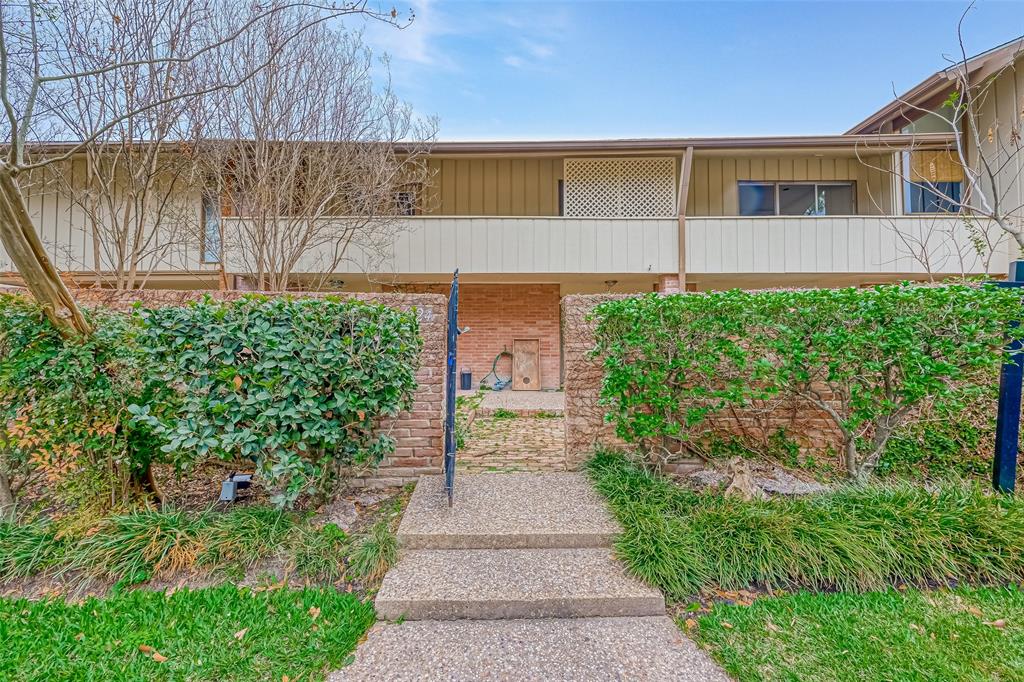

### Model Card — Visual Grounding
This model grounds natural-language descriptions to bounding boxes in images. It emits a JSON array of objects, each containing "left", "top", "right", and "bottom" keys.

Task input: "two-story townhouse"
[{"left": 2, "top": 37, "right": 1022, "bottom": 391}]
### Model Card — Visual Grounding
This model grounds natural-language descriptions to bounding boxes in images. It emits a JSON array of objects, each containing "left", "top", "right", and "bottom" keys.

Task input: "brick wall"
[
  {"left": 562, "top": 294, "right": 844, "bottom": 471},
  {"left": 396, "top": 283, "right": 562, "bottom": 391},
  {"left": 72, "top": 288, "right": 446, "bottom": 488}
]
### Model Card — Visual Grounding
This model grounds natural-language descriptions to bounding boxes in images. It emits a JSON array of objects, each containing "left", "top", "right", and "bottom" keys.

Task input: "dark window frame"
[
  {"left": 200, "top": 195, "right": 221, "bottom": 264},
  {"left": 738, "top": 180, "right": 857, "bottom": 216}
]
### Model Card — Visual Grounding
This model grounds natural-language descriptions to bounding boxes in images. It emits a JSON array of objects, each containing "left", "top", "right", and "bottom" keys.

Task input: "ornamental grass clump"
[
  {"left": 130, "top": 295, "right": 422, "bottom": 507},
  {"left": 588, "top": 451, "right": 1024, "bottom": 601},
  {"left": 592, "top": 284, "right": 1024, "bottom": 480}
]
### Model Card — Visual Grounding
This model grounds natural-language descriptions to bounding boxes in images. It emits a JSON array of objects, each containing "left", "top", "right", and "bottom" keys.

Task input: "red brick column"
[{"left": 656, "top": 274, "right": 680, "bottom": 293}]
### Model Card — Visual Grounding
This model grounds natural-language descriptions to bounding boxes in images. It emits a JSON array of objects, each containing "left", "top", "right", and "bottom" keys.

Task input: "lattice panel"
[{"left": 563, "top": 157, "right": 676, "bottom": 217}]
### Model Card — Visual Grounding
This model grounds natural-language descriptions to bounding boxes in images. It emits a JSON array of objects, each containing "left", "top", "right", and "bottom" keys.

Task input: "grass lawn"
[
  {"left": 0, "top": 585, "right": 375, "bottom": 682},
  {"left": 694, "top": 586, "right": 1024, "bottom": 682}
]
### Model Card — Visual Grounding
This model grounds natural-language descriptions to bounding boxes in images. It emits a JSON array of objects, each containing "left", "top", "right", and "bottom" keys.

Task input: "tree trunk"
[
  {"left": 844, "top": 436, "right": 860, "bottom": 479},
  {"left": 0, "top": 166, "right": 91, "bottom": 336},
  {"left": 0, "top": 470, "right": 16, "bottom": 521}
]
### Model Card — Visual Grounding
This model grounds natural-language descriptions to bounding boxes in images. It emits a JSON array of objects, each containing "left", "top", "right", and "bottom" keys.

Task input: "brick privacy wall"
[
  {"left": 394, "top": 283, "right": 562, "bottom": 391},
  {"left": 71, "top": 288, "right": 446, "bottom": 488},
  {"left": 562, "top": 294, "right": 845, "bottom": 471}
]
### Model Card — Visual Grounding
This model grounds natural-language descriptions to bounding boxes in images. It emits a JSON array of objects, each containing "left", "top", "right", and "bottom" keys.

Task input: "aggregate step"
[
  {"left": 374, "top": 547, "right": 665, "bottom": 621},
  {"left": 396, "top": 472, "right": 619, "bottom": 549},
  {"left": 329, "top": 616, "right": 730, "bottom": 682}
]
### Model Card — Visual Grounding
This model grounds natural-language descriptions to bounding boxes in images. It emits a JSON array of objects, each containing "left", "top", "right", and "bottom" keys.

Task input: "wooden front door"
[{"left": 512, "top": 338, "right": 540, "bottom": 391}]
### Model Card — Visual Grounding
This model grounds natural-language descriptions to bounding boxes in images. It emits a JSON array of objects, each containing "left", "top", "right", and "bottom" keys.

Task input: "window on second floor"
[
  {"left": 201, "top": 196, "right": 221, "bottom": 264},
  {"left": 903, "top": 151, "right": 963, "bottom": 214},
  {"left": 394, "top": 183, "right": 421, "bottom": 216},
  {"left": 739, "top": 181, "right": 856, "bottom": 216}
]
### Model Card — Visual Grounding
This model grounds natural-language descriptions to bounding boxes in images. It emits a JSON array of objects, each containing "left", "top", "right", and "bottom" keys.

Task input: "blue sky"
[{"left": 358, "top": 1, "right": 1024, "bottom": 140}]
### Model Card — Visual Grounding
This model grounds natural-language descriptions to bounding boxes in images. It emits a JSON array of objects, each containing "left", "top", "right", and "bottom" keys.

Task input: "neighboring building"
[{"left": 2, "top": 39, "right": 1022, "bottom": 390}]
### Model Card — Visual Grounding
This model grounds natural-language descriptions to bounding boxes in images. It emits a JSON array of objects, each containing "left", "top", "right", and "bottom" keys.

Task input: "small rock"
[
  {"left": 354, "top": 492, "right": 390, "bottom": 508},
  {"left": 688, "top": 469, "right": 728, "bottom": 488},
  {"left": 756, "top": 467, "right": 830, "bottom": 496},
  {"left": 317, "top": 500, "right": 358, "bottom": 532}
]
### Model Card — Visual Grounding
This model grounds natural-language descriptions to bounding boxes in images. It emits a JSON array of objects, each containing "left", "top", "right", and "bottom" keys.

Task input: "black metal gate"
[{"left": 443, "top": 270, "right": 460, "bottom": 506}]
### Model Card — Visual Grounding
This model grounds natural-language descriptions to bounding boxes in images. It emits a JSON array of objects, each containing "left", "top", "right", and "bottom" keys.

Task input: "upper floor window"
[
  {"left": 201, "top": 196, "right": 221, "bottom": 264},
  {"left": 904, "top": 151, "right": 963, "bottom": 214},
  {"left": 394, "top": 183, "right": 421, "bottom": 216},
  {"left": 739, "top": 181, "right": 855, "bottom": 216}
]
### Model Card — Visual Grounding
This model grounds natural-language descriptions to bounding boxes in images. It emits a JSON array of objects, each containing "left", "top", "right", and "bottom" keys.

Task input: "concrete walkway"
[
  {"left": 330, "top": 472, "right": 728, "bottom": 681},
  {"left": 457, "top": 388, "right": 565, "bottom": 415}
]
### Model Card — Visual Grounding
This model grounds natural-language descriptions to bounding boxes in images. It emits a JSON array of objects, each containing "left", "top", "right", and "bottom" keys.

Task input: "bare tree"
[
  {"left": 38, "top": 0, "right": 213, "bottom": 290},
  {"left": 205, "top": 9, "right": 437, "bottom": 292},
  {"left": 857, "top": 5, "right": 1024, "bottom": 269},
  {"left": 0, "top": 0, "right": 407, "bottom": 334}
]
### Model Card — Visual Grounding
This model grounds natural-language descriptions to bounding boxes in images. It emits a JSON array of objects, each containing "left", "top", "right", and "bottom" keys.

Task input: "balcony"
[
  {"left": 685, "top": 215, "right": 1008, "bottom": 276},
  {"left": 287, "top": 216, "right": 679, "bottom": 275},
  {"left": 277, "top": 214, "right": 1008, "bottom": 278}
]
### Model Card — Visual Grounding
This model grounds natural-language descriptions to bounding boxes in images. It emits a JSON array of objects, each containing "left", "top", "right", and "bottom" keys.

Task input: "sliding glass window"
[{"left": 739, "top": 181, "right": 855, "bottom": 216}]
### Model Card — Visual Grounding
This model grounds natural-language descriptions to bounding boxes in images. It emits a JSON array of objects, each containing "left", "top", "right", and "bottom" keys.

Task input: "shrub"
[
  {"left": 588, "top": 451, "right": 1024, "bottom": 601},
  {"left": 62, "top": 506, "right": 301, "bottom": 584},
  {"left": 0, "top": 295, "right": 163, "bottom": 514},
  {"left": 0, "top": 521, "right": 66, "bottom": 581},
  {"left": 130, "top": 295, "right": 422, "bottom": 507},
  {"left": 291, "top": 523, "right": 349, "bottom": 582},
  {"left": 347, "top": 519, "right": 398, "bottom": 585},
  {"left": 66, "top": 508, "right": 214, "bottom": 584},
  {"left": 879, "top": 383, "right": 996, "bottom": 479},
  {"left": 592, "top": 284, "right": 1023, "bottom": 480}
]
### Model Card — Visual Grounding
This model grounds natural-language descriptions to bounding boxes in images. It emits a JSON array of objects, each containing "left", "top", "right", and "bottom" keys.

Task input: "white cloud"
[
  {"left": 503, "top": 55, "right": 526, "bottom": 68},
  {"left": 359, "top": 0, "right": 460, "bottom": 70},
  {"left": 523, "top": 40, "right": 555, "bottom": 60}
]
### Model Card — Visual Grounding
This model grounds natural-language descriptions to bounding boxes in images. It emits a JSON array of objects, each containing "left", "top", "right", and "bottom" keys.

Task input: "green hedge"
[
  {"left": 592, "top": 284, "right": 1022, "bottom": 479},
  {"left": 587, "top": 451, "right": 1024, "bottom": 600},
  {"left": 0, "top": 294, "right": 422, "bottom": 510},
  {"left": 131, "top": 296, "right": 421, "bottom": 506}
]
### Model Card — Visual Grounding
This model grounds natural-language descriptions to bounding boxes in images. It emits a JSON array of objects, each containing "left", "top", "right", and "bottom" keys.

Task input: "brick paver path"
[{"left": 458, "top": 414, "right": 565, "bottom": 472}]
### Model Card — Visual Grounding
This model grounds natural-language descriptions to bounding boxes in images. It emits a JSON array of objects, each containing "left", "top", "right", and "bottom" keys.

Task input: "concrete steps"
[
  {"left": 375, "top": 548, "right": 665, "bottom": 620},
  {"left": 335, "top": 472, "right": 728, "bottom": 680},
  {"left": 329, "top": 616, "right": 730, "bottom": 682},
  {"left": 396, "top": 473, "right": 619, "bottom": 549}
]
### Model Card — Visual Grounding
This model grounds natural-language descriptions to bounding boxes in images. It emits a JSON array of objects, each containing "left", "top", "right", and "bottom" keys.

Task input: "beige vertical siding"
[
  {"left": 424, "top": 157, "right": 564, "bottom": 216},
  {"left": 969, "top": 53, "right": 1023, "bottom": 261},
  {"left": 0, "top": 160, "right": 209, "bottom": 275},
  {"left": 686, "top": 216, "right": 1008, "bottom": 275},
  {"left": 685, "top": 154, "right": 895, "bottom": 216},
  {"left": 268, "top": 216, "right": 678, "bottom": 274}
]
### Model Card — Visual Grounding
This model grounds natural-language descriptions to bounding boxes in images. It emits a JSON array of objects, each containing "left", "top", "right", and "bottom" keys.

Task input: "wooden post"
[{"left": 677, "top": 147, "right": 694, "bottom": 291}]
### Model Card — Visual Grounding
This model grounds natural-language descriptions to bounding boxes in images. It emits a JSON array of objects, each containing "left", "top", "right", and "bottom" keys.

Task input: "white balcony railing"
[
  {"left": 685, "top": 215, "right": 1010, "bottom": 276},
  {"left": 8, "top": 211, "right": 1010, "bottom": 280},
  {"left": 285, "top": 216, "right": 680, "bottom": 275}
]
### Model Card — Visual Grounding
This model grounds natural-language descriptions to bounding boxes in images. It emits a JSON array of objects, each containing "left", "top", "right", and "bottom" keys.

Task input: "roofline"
[
  {"left": 17, "top": 132, "right": 955, "bottom": 158},
  {"left": 400, "top": 133, "right": 954, "bottom": 155},
  {"left": 846, "top": 35, "right": 1024, "bottom": 135}
]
